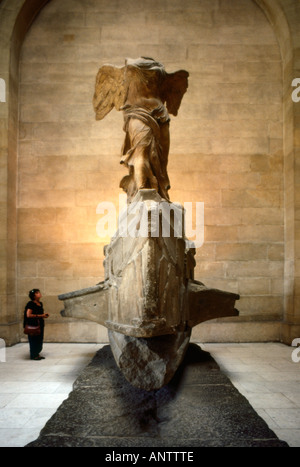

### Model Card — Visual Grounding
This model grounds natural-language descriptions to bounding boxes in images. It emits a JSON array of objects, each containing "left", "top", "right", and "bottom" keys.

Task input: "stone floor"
[{"left": 0, "top": 341, "right": 299, "bottom": 447}]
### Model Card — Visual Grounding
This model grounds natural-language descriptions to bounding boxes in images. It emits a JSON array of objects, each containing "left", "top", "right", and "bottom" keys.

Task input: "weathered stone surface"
[
  {"left": 60, "top": 283, "right": 109, "bottom": 326},
  {"left": 59, "top": 189, "right": 239, "bottom": 390},
  {"left": 26, "top": 344, "right": 288, "bottom": 448},
  {"left": 103, "top": 189, "right": 195, "bottom": 338},
  {"left": 59, "top": 190, "right": 239, "bottom": 340},
  {"left": 108, "top": 328, "right": 191, "bottom": 391},
  {"left": 187, "top": 280, "right": 239, "bottom": 327}
]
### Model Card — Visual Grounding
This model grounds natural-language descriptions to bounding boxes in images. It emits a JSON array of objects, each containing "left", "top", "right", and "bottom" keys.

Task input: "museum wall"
[
  {"left": 15, "top": 0, "right": 285, "bottom": 343},
  {"left": 0, "top": 0, "right": 51, "bottom": 345},
  {"left": 1, "top": 0, "right": 299, "bottom": 345}
]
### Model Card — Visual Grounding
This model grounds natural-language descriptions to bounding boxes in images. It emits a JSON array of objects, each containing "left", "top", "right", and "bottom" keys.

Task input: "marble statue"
[
  {"left": 59, "top": 58, "right": 239, "bottom": 391},
  {"left": 93, "top": 57, "right": 189, "bottom": 202}
]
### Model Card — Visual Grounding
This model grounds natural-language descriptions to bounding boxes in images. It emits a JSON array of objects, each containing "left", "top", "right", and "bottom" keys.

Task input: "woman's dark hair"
[{"left": 29, "top": 289, "right": 40, "bottom": 300}]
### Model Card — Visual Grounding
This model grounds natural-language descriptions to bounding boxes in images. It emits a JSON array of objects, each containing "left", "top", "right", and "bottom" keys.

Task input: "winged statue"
[
  {"left": 93, "top": 57, "right": 189, "bottom": 201},
  {"left": 58, "top": 58, "right": 240, "bottom": 392}
]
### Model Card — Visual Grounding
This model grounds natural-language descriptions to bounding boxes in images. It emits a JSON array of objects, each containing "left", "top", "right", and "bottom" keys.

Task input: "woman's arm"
[{"left": 26, "top": 309, "right": 49, "bottom": 319}]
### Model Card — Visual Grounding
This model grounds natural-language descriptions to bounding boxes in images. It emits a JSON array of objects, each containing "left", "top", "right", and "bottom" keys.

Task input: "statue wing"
[
  {"left": 93, "top": 65, "right": 126, "bottom": 120},
  {"left": 162, "top": 70, "right": 189, "bottom": 116}
]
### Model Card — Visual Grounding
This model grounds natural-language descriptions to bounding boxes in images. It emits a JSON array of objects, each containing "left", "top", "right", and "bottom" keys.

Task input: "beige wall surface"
[
  {"left": 16, "top": 0, "right": 284, "bottom": 343},
  {"left": 0, "top": 0, "right": 299, "bottom": 345}
]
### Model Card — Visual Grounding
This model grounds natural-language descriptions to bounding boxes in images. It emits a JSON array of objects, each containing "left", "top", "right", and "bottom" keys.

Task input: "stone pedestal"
[
  {"left": 59, "top": 190, "right": 239, "bottom": 390},
  {"left": 26, "top": 344, "right": 288, "bottom": 448}
]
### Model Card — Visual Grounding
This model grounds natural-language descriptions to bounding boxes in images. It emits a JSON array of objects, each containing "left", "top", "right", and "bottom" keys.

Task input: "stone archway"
[{"left": 0, "top": 0, "right": 50, "bottom": 345}]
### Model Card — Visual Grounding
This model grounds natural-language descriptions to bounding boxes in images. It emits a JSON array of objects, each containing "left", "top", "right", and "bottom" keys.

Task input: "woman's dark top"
[{"left": 23, "top": 301, "right": 44, "bottom": 328}]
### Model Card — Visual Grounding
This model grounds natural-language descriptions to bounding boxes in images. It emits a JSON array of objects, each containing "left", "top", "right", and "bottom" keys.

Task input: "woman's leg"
[
  {"left": 28, "top": 335, "right": 40, "bottom": 359},
  {"left": 37, "top": 326, "right": 44, "bottom": 355}
]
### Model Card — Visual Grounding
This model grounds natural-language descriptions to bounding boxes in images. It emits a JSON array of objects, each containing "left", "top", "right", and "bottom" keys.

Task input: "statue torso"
[{"left": 123, "top": 66, "right": 164, "bottom": 111}]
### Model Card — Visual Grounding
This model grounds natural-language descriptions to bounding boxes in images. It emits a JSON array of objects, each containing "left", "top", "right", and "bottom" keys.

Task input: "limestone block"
[
  {"left": 101, "top": 25, "right": 160, "bottom": 44},
  {"left": 175, "top": 172, "right": 261, "bottom": 191},
  {"left": 148, "top": 8, "right": 214, "bottom": 27},
  {"left": 204, "top": 207, "right": 242, "bottom": 226},
  {"left": 239, "top": 278, "right": 270, "bottom": 295},
  {"left": 201, "top": 103, "right": 281, "bottom": 121},
  {"left": 170, "top": 153, "right": 249, "bottom": 174},
  {"left": 194, "top": 243, "right": 216, "bottom": 261},
  {"left": 28, "top": 139, "right": 100, "bottom": 157},
  {"left": 18, "top": 207, "right": 57, "bottom": 225},
  {"left": 37, "top": 261, "right": 73, "bottom": 279},
  {"left": 228, "top": 61, "right": 282, "bottom": 82},
  {"left": 36, "top": 224, "right": 75, "bottom": 244},
  {"left": 75, "top": 189, "right": 111, "bottom": 207},
  {"left": 70, "top": 225, "right": 101, "bottom": 244},
  {"left": 55, "top": 206, "right": 88, "bottom": 224},
  {"left": 38, "top": 155, "right": 68, "bottom": 179},
  {"left": 226, "top": 260, "right": 283, "bottom": 279},
  {"left": 192, "top": 320, "right": 281, "bottom": 343},
  {"left": 205, "top": 226, "right": 239, "bottom": 242},
  {"left": 72, "top": 260, "right": 104, "bottom": 278},
  {"left": 237, "top": 225, "right": 284, "bottom": 243},
  {"left": 18, "top": 189, "right": 76, "bottom": 208},
  {"left": 194, "top": 261, "right": 225, "bottom": 279},
  {"left": 268, "top": 244, "right": 285, "bottom": 261},
  {"left": 18, "top": 155, "right": 38, "bottom": 174},
  {"left": 216, "top": 243, "right": 268, "bottom": 261},
  {"left": 237, "top": 296, "right": 283, "bottom": 317},
  {"left": 212, "top": 137, "right": 269, "bottom": 155},
  {"left": 188, "top": 44, "right": 281, "bottom": 62},
  {"left": 170, "top": 189, "right": 221, "bottom": 207},
  {"left": 18, "top": 261, "right": 37, "bottom": 279},
  {"left": 18, "top": 242, "right": 70, "bottom": 262},
  {"left": 240, "top": 207, "right": 284, "bottom": 226},
  {"left": 17, "top": 224, "right": 37, "bottom": 243},
  {"left": 270, "top": 278, "right": 284, "bottom": 295},
  {"left": 222, "top": 189, "right": 282, "bottom": 208},
  {"left": 42, "top": 321, "right": 108, "bottom": 344},
  {"left": 69, "top": 243, "right": 104, "bottom": 261},
  {"left": 45, "top": 278, "right": 82, "bottom": 297},
  {"left": 65, "top": 156, "right": 100, "bottom": 173}
]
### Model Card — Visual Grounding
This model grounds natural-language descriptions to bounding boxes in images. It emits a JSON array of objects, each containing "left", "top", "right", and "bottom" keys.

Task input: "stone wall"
[
  {"left": 0, "top": 0, "right": 50, "bottom": 345},
  {"left": 16, "top": 0, "right": 284, "bottom": 343},
  {"left": 1, "top": 0, "right": 299, "bottom": 345}
]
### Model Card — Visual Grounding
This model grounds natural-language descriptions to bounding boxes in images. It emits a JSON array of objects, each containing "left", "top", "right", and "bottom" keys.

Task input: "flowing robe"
[{"left": 120, "top": 104, "right": 171, "bottom": 201}]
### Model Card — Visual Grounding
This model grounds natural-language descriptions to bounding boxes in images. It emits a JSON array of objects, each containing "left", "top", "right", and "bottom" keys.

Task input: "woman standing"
[{"left": 23, "top": 289, "right": 49, "bottom": 360}]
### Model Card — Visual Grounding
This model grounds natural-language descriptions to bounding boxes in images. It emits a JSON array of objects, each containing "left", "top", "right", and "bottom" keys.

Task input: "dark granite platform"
[{"left": 26, "top": 344, "right": 288, "bottom": 447}]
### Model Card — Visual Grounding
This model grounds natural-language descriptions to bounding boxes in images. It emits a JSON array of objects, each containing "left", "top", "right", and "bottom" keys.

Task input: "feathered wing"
[
  {"left": 93, "top": 65, "right": 126, "bottom": 120},
  {"left": 161, "top": 70, "right": 189, "bottom": 116}
]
